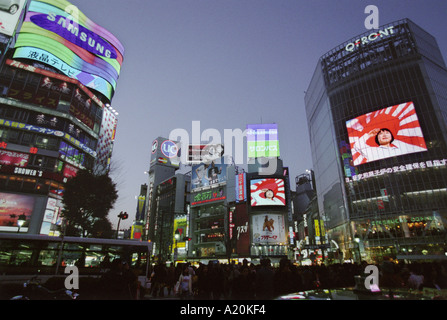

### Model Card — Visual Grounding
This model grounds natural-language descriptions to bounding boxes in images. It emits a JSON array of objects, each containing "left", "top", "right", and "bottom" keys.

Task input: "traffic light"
[
  {"left": 183, "top": 237, "right": 192, "bottom": 241},
  {"left": 118, "top": 211, "right": 128, "bottom": 220}
]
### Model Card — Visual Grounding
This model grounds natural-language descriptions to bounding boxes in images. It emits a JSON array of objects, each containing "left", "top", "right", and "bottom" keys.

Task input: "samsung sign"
[
  {"left": 30, "top": 13, "right": 117, "bottom": 59},
  {"left": 345, "top": 26, "right": 395, "bottom": 52}
]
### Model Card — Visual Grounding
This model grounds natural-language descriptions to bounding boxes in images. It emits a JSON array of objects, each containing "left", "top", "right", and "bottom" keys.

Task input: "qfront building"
[
  {"left": 0, "top": 0, "right": 123, "bottom": 235},
  {"left": 305, "top": 19, "right": 447, "bottom": 263}
]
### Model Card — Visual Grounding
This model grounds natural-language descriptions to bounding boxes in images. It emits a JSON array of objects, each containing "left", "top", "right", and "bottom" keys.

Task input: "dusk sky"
[{"left": 68, "top": 0, "right": 447, "bottom": 229}]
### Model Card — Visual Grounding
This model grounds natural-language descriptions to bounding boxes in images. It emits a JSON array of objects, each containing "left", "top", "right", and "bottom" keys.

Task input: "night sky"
[{"left": 68, "top": 0, "right": 447, "bottom": 229}]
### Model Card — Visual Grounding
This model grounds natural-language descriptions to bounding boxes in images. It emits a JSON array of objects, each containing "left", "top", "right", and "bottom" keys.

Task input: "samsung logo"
[{"left": 30, "top": 13, "right": 117, "bottom": 59}]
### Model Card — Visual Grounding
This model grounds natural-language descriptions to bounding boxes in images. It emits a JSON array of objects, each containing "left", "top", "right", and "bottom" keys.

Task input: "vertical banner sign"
[{"left": 235, "top": 173, "right": 246, "bottom": 202}]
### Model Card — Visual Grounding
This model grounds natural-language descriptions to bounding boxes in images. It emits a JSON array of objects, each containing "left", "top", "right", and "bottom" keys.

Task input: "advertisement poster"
[
  {"left": 347, "top": 101, "right": 428, "bottom": 166},
  {"left": 0, "top": 0, "right": 26, "bottom": 37},
  {"left": 0, "top": 192, "right": 35, "bottom": 228},
  {"left": 191, "top": 158, "right": 227, "bottom": 191},
  {"left": 250, "top": 178, "right": 286, "bottom": 206},
  {"left": 251, "top": 213, "right": 286, "bottom": 245},
  {"left": 0, "top": 149, "right": 29, "bottom": 167}
]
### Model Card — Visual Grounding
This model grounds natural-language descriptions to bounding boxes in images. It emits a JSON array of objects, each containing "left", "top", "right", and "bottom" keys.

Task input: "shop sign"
[
  {"left": 191, "top": 188, "right": 225, "bottom": 206},
  {"left": 345, "top": 26, "right": 395, "bottom": 52},
  {"left": 371, "top": 216, "right": 434, "bottom": 226}
]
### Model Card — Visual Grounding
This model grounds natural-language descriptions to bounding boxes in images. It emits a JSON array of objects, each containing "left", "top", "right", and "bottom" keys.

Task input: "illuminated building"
[
  {"left": 0, "top": 0, "right": 123, "bottom": 235},
  {"left": 305, "top": 19, "right": 447, "bottom": 263}
]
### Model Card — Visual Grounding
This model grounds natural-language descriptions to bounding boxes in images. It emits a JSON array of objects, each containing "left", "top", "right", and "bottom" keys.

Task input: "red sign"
[
  {"left": 0, "top": 150, "right": 29, "bottom": 167},
  {"left": 63, "top": 163, "right": 78, "bottom": 178}
]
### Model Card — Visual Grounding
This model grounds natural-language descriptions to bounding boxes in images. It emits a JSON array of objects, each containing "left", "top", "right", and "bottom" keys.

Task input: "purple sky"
[{"left": 69, "top": 0, "right": 447, "bottom": 229}]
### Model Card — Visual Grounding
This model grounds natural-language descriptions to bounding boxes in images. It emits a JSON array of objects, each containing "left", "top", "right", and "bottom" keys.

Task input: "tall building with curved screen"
[
  {"left": 305, "top": 19, "right": 447, "bottom": 263},
  {"left": 0, "top": 0, "right": 123, "bottom": 235}
]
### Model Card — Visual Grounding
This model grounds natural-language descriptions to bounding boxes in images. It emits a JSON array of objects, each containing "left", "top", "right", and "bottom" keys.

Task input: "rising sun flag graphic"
[
  {"left": 250, "top": 178, "right": 286, "bottom": 206},
  {"left": 347, "top": 102, "right": 428, "bottom": 166}
]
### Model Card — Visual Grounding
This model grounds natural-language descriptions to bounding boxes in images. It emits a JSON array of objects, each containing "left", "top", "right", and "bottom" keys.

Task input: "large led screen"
[
  {"left": 13, "top": 0, "right": 124, "bottom": 99},
  {"left": 246, "top": 124, "right": 280, "bottom": 158},
  {"left": 347, "top": 102, "right": 428, "bottom": 166},
  {"left": 250, "top": 178, "right": 286, "bottom": 206}
]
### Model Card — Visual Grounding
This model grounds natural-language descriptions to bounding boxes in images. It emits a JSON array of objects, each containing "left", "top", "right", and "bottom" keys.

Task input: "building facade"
[
  {"left": 0, "top": 0, "right": 123, "bottom": 235},
  {"left": 305, "top": 19, "right": 447, "bottom": 263}
]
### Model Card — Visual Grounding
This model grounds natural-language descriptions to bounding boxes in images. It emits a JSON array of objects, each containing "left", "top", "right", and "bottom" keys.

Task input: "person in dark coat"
[{"left": 255, "top": 259, "right": 275, "bottom": 300}]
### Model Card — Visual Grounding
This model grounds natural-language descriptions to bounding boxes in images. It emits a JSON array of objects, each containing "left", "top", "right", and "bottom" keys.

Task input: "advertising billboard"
[
  {"left": 150, "top": 137, "right": 181, "bottom": 168},
  {"left": 251, "top": 213, "right": 286, "bottom": 245},
  {"left": 250, "top": 178, "right": 286, "bottom": 207},
  {"left": 131, "top": 224, "right": 143, "bottom": 240},
  {"left": 13, "top": 0, "right": 124, "bottom": 99},
  {"left": 246, "top": 123, "right": 280, "bottom": 158},
  {"left": 173, "top": 216, "right": 188, "bottom": 256},
  {"left": 187, "top": 144, "right": 224, "bottom": 165},
  {"left": 0, "top": 0, "right": 26, "bottom": 37},
  {"left": 0, "top": 192, "right": 35, "bottom": 231},
  {"left": 347, "top": 102, "right": 428, "bottom": 166},
  {"left": 191, "top": 157, "right": 227, "bottom": 191},
  {"left": 0, "top": 149, "right": 29, "bottom": 167},
  {"left": 94, "top": 105, "right": 117, "bottom": 174}
]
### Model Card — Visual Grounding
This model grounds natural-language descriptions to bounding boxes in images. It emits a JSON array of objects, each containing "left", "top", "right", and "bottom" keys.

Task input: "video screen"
[
  {"left": 346, "top": 102, "right": 427, "bottom": 166},
  {"left": 250, "top": 178, "right": 286, "bottom": 206}
]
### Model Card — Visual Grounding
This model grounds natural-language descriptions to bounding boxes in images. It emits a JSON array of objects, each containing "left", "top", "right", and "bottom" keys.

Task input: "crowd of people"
[{"left": 146, "top": 258, "right": 447, "bottom": 300}]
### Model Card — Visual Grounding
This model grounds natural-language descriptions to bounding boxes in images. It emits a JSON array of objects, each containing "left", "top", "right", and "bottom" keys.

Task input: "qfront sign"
[{"left": 345, "top": 26, "right": 395, "bottom": 52}]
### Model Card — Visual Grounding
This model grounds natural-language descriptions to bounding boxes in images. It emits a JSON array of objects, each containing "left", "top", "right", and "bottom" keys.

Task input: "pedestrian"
[
  {"left": 99, "top": 258, "right": 130, "bottom": 299},
  {"left": 178, "top": 266, "right": 193, "bottom": 299},
  {"left": 197, "top": 265, "right": 212, "bottom": 299},
  {"left": 274, "top": 258, "right": 295, "bottom": 295},
  {"left": 255, "top": 259, "right": 275, "bottom": 300},
  {"left": 122, "top": 260, "right": 138, "bottom": 299},
  {"left": 210, "top": 262, "right": 225, "bottom": 300},
  {"left": 232, "top": 266, "right": 255, "bottom": 300},
  {"left": 166, "top": 263, "right": 176, "bottom": 296},
  {"left": 151, "top": 263, "right": 167, "bottom": 297}
]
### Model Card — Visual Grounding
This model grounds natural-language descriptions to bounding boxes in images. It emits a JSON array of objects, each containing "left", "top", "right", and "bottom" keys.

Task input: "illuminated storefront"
[{"left": 305, "top": 19, "right": 447, "bottom": 263}]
